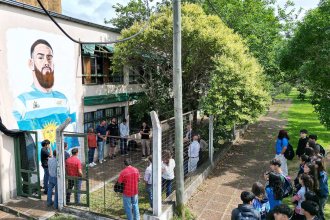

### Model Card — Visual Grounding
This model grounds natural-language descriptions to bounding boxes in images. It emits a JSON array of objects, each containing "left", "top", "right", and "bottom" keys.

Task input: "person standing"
[
  {"left": 265, "top": 172, "right": 283, "bottom": 210},
  {"left": 188, "top": 134, "right": 200, "bottom": 173},
  {"left": 140, "top": 122, "right": 151, "bottom": 158},
  {"left": 64, "top": 142, "right": 70, "bottom": 161},
  {"left": 231, "top": 191, "right": 261, "bottom": 220},
  {"left": 314, "top": 159, "right": 328, "bottom": 220},
  {"left": 41, "top": 139, "right": 52, "bottom": 194},
  {"left": 274, "top": 130, "right": 289, "bottom": 176},
  {"left": 144, "top": 156, "right": 153, "bottom": 208},
  {"left": 301, "top": 200, "right": 320, "bottom": 220},
  {"left": 119, "top": 118, "right": 129, "bottom": 156},
  {"left": 107, "top": 118, "right": 119, "bottom": 159},
  {"left": 296, "top": 129, "right": 309, "bottom": 158},
  {"left": 96, "top": 120, "right": 107, "bottom": 164},
  {"left": 87, "top": 127, "right": 97, "bottom": 167},
  {"left": 161, "top": 150, "right": 175, "bottom": 197},
  {"left": 65, "top": 148, "right": 82, "bottom": 204},
  {"left": 47, "top": 150, "right": 58, "bottom": 209},
  {"left": 118, "top": 159, "right": 140, "bottom": 220}
]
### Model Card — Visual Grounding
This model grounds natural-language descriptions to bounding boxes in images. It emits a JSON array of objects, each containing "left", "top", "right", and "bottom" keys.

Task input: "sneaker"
[
  {"left": 103, "top": 159, "right": 106, "bottom": 162},
  {"left": 99, "top": 160, "right": 103, "bottom": 164},
  {"left": 89, "top": 163, "right": 94, "bottom": 167},
  {"left": 92, "top": 162, "right": 97, "bottom": 166},
  {"left": 114, "top": 154, "right": 117, "bottom": 158},
  {"left": 121, "top": 154, "right": 125, "bottom": 156}
]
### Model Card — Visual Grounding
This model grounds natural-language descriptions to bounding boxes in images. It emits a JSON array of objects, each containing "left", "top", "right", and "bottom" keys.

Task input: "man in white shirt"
[
  {"left": 188, "top": 134, "right": 200, "bottom": 173},
  {"left": 144, "top": 156, "right": 153, "bottom": 208},
  {"left": 119, "top": 119, "right": 129, "bottom": 155}
]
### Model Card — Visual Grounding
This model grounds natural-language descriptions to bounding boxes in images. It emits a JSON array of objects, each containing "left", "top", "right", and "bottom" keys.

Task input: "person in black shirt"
[
  {"left": 64, "top": 142, "right": 70, "bottom": 160},
  {"left": 107, "top": 118, "right": 119, "bottom": 159},
  {"left": 140, "top": 122, "right": 151, "bottom": 158},
  {"left": 41, "top": 139, "right": 52, "bottom": 194},
  {"left": 96, "top": 120, "right": 107, "bottom": 164},
  {"left": 296, "top": 129, "right": 309, "bottom": 158}
]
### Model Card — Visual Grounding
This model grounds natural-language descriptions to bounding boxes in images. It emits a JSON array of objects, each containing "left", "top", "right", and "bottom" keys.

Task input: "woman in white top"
[{"left": 162, "top": 150, "right": 175, "bottom": 197}]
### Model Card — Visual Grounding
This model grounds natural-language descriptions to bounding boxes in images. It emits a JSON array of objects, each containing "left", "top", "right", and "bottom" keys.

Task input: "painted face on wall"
[{"left": 31, "top": 44, "right": 54, "bottom": 89}]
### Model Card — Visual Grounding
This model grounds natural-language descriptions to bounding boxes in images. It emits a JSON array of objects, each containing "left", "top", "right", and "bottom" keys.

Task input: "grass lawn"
[{"left": 277, "top": 89, "right": 330, "bottom": 219}]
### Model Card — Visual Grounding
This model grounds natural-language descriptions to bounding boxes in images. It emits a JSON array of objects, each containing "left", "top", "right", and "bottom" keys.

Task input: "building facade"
[{"left": 0, "top": 0, "right": 143, "bottom": 203}]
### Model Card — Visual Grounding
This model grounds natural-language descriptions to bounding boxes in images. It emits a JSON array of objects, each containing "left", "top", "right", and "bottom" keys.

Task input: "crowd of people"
[
  {"left": 40, "top": 119, "right": 201, "bottom": 218},
  {"left": 231, "top": 129, "right": 329, "bottom": 220}
]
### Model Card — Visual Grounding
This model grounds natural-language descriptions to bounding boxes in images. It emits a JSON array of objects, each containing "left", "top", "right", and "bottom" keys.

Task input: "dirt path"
[{"left": 187, "top": 101, "right": 291, "bottom": 220}]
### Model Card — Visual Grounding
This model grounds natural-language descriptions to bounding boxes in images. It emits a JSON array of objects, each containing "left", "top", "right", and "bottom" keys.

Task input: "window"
[
  {"left": 83, "top": 106, "right": 126, "bottom": 133},
  {"left": 129, "top": 67, "right": 144, "bottom": 84},
  {"left": 82, "top": 45, "right": 123, "bottom": 85}
]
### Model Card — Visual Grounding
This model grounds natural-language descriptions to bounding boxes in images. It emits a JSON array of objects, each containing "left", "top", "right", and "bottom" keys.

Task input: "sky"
[{"left": 61, "top": 0, "right": 320, "bottom": 27}]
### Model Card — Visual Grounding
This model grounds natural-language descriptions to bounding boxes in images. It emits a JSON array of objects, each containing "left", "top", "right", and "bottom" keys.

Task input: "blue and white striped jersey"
[
  {"left": 13, "top": 85, "right": 70, "bottom": 121},
  {"left": 12, "top": 85, "right": 79, "bottom": 151}
]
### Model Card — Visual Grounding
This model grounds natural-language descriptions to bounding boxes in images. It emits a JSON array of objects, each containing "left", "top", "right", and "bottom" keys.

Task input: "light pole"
[{"left": 173, "top": 0, "right": 184, "bottom": 215}]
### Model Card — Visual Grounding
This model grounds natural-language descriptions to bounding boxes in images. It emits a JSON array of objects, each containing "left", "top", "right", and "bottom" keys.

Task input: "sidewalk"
[{"left": 187, "top": 101, "right": 291, "bottom": 220}]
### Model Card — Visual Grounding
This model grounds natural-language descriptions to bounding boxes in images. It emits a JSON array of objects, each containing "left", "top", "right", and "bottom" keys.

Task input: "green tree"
[
  {"left": 279, "top": 0, "right": 330, "bottom": 128},
  {"left": 113, "top": 3, "right": 271, "bottom": 136},
  {"left": 196, "top": 0, "right": 283, "bottom": 78},
  {"left": 105, "top": 0, "right": 149, "bottom": 29}
]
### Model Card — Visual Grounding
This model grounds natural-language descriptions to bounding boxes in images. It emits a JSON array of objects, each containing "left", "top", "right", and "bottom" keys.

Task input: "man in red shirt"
[
  {"left": 65, "top": 148, "right": 82, "bottom": 204},
  {"left": 118, "top": 159, "right": 140, "bottom": 220}
]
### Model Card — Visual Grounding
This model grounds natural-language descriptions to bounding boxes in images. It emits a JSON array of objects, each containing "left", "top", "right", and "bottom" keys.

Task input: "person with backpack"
[
  {"left": 265, "top": 172, "right": 284, "bottom": 210},
  {"left": 231, "top": 191, "right": 261, "bottom": 220},
  {"left": 274, "top": 130, "right": 289, "bottom": 176},
  {"left": 292, "top": 174, "right": 314, "bottom": 220},
  {"left": 296, "top": 129, "right": 309, "bottom": 158},
  {"left": 268, "top": 159, "right": 293, "bottom": 199},
  {"left": 303, "top": 162, "right": 320, "bottom": 194},
  {"left": 308, "top": 134, "right": 325, "bottom": 157},
  {"left": 252, "top": 182, "right": 270, "bottom": 220},
  {"left": 314, "top": 159, "right": 328, "bottom": 220},
  {"left": 294, "top": 155, "right": 310, "bottom": 189}
]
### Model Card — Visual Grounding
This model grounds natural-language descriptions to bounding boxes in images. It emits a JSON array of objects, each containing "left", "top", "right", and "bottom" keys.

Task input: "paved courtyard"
[{"left": 187, "top": 101, "right": 291, "bottom": 220}]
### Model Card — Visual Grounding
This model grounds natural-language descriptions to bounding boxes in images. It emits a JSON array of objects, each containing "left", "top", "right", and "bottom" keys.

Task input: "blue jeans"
[
  {"left": 97, "top": 141, "right": 105, "bottom": 161},
  {"left": 319, "top": 196, "right": 328, "bottom": 220},
  {"left": 146, "top": 184, "right": 153, "bottom": 208},
  {"left": 123, "top": 195, "right": 140, "bottom": 220},
  {"left": 88, "top": 148, "right": 95, "bottom": 164},
  {"left": 47, "top": 176, "right": 58, "bottom": 209},
  {"left": 43, "top": 167, "right": 49, "bottom": 192},
  {"left": 66, "top": 179, "right": 82, "bottom": 204},
  {"left": 120, "top": 138, "right": 128, "bottom": 155},
  {"left": 162, "top": 178, "right": 173, "bottom": 197}
]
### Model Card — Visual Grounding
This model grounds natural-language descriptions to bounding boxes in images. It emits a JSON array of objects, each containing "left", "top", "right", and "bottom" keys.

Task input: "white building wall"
[{"left": 0, "top": 3, "right": 125, "bottom": 203}]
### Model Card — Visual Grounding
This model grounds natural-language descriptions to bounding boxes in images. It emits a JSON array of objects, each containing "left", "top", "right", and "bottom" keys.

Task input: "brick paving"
[{"left": 187, "top": 101, "right": 291, "bottom": 220}]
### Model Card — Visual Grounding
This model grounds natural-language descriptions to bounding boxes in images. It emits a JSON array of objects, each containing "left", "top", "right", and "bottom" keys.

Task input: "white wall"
[{"left": 0, "top": 3, "right": 121, "bottom": 203}]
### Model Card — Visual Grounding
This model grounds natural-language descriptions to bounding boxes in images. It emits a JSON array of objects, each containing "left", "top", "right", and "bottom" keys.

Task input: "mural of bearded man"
[{"left": 12, "top": 39, "right": 78, "bottom": 150}]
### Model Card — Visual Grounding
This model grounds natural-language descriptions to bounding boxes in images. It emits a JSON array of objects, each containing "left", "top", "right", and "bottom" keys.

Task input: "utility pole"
[{"left": 173, "top": 0, "right": 184, "bottom": 215}]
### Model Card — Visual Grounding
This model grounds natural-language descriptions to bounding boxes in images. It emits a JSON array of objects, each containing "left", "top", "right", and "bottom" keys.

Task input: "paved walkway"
[{"left": 187, "top": 101, "right": 291, "bottom": 220}]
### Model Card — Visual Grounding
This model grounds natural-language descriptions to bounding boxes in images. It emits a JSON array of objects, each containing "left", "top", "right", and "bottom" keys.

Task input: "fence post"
[
  {"left": 150, "top": 111, "right": 162, "bottom": 216},
  {"left": 209, "top": 115, "right": 214, "bottom": 166},
  {"left": 56, "top": 118, "right": 71, "bottom": 211}
]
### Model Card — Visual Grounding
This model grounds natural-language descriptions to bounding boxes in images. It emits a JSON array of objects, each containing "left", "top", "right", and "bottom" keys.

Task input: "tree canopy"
[
  {"left": 279, "top": 0, "right": 330, "bottom": 128},
  {"left": 113, "top": 3, "right": 271, "bottom": 135},
  {"left": 193, "top": 0, "right": 283, "bottom": 79}
]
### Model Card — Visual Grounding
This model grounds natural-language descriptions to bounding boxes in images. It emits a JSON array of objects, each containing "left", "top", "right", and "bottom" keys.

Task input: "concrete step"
[{"left": 0, "top": 209, "right": 26, "bottom": 219}]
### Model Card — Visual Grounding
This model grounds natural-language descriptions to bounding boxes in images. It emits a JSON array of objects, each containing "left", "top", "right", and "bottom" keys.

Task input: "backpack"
[
  {"left": 318, "top": 144, "right": 326, "bottom": 156},
  {"left": 237, "top": 211, "right": 259, "bottom": 220},
  {"left": 284, "top": 142, "right": 295, "bottom": 160},
  {"left": 281, "top": 175, "right": 293, "bottom": 199}
]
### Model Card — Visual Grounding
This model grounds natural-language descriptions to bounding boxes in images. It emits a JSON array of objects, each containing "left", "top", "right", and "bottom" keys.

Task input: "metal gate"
[
  {"left": 63, "top": 132, "right": 89, "bottom": 207},
  {"left": 14, "top": 131, "right": 41, "bottom": 199}
]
